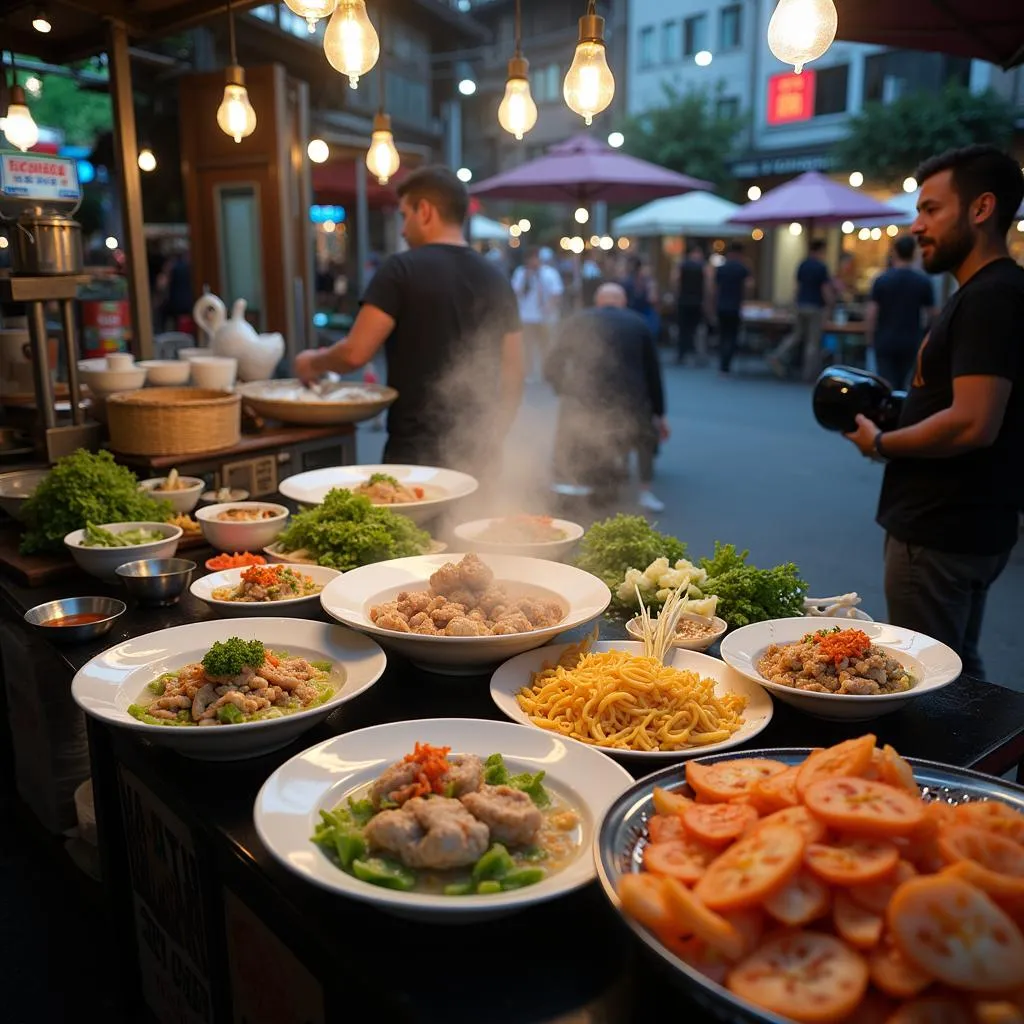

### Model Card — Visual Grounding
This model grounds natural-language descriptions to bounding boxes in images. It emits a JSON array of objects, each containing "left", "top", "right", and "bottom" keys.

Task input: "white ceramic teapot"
[
  {"left": 237, "top": 332, "right": 285, "bottom": 382},
  {"left": 210, "top": 298, "right": 260, "bottom": 362},
  {"left": 192, "top": 293, "right": 226, "bottom": 345}
]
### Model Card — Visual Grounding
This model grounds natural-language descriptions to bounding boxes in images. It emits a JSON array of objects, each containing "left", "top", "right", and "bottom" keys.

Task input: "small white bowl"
[
  {"left": 106, "top": 352, "right": 134, "bottom": 370},
  {"left": 195, "top": 501, "right": 289, "bottom": 552},
  {"left": 64, "top": 521, "right": 183, "bottom": 582},
  {"left": 189, "top": 356, "right": 237, "bottom": 390},
  {"left": 138, "top": 360, "right": 192, "bottom": 386},
  {"left": 625, "top": 612, "right": 728, "bottom": 652},
  {"left": 200, "top": 487, "right": 249, "bottom": 504},
  {"left": 78, "top": 361, "right": 147, "bottom": 396},
  {"left": 139, "top": 476, "right": 205, "bottom": 514},
  {"left": 453, "top": 517, "right": 584, "bottom": 561},
  {"left": 191, "top": 563, "right": 341, "bottom": 617}
]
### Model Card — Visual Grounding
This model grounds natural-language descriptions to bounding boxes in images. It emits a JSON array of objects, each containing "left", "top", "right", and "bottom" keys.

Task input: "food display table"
[{"left": 2, "top": 566, "right": 1024, "bottom": 1023}]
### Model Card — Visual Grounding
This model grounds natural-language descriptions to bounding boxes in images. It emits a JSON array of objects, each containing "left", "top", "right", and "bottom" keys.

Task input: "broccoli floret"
[{"left": 201, "top": 637, "right": 265, "bottom": 677}]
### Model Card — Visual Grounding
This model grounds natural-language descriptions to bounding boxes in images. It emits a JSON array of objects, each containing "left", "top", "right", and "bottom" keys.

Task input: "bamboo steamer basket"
[{"left": 106, "top": 388, "right": 241, "bottom": 456}]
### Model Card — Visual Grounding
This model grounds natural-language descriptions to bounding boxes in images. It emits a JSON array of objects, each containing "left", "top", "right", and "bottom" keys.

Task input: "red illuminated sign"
[{"left": 767, "top": 70, "right": 816, "bottom": 125}]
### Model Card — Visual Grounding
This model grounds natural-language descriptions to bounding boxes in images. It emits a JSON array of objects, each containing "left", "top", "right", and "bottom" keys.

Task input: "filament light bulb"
[
  {"left": 767, "top": 0, "right": 837, "bottom": 73},
  {"left": 137, "top": 148, "right": 157, "bottom": 172},
  {"left": 324, "top": 1, "right": 380, "bottom": 88},
  {"left": 2, "top": 88, "right": 38, "bottom": 152},
  {"left": 563, "top": 11, "right": 615, "bottom": 126},
  {"left": 366, "top": 113, "right": 400, "bottom": 185},
  {"left": 497, "top": 57, "right": 537, "bottom": 140},
  {"left": 216, "top": 67, "right": 257, "bottom": 143},
  {"left": 284, "top": 0, "right": 337, "bottom": 31}
]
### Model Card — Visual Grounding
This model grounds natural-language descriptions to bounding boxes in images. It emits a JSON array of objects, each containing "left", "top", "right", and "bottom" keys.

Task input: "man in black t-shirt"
[
  {"left": 866, "top": 235, "right": 937, "bottom": 390},
  {"left": 295, "top": 166, "right": 523, "bottom": 475},
  {"left": 770, "top": 239, "right": 835, "bottom": 381},
  {"left": 844, "top": 145, "right": 1024, "bottom": 678},
  {"left": 707, "top": 243, "right": 752, "bottom": 375},
  {"left": 675, "top": 245, "right": 706, "bottom": 364}
]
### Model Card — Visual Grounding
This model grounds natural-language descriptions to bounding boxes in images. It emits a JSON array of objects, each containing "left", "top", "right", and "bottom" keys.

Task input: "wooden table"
[{"left": 2, "top": 565, "right": 1024, "bottom": 1022}]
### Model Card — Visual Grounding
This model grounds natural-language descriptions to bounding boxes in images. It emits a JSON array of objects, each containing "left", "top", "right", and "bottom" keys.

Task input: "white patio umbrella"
[
  {"left": 468, "top": 214, "right": 510, "bottom": 241},
  {"left": 612, "top": 192, "right": 749, "bottom": 238}
]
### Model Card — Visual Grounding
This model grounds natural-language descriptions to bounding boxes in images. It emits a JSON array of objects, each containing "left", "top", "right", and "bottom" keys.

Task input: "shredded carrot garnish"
[
  {"left": 240, "top": 564, "right": 286, "bottom": 587},
  {"left": 398, "top": 742, "right": 452, "bottom": 799},
  {"left": 810, "top": 628, "right": 872, "bottom": 666}
]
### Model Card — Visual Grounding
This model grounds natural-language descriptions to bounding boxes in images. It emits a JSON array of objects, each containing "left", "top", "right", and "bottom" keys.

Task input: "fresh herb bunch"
[
  {"left": 20, "top": 449, "right": 172, "bottom": 554},
  {"left": 366, "top": 472, "right": 400, "bottom": 487},
  {"left": 700, "top": 542, "right": 807, "bottom": 627},
  {"left": 575, "top": 515, "right": 687, "bottom": 592},
  {"left": 274, "top": 487, "right": 431, "bottom": 571},
  {"left": 202, "top": 638, "right": 266, "bottom": 677}
]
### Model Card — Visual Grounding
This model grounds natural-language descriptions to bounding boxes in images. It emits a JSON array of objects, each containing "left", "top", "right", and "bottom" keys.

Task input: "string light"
[
  {"left": 458, "top": 79, "right": 476, "bottom": 96},
  {"left": 886, "top": 224, "right": 899, "bottom": 237},
  {"left": 617, "top": 237, "right": 630, "bottom": 250},
  {"left": 456, "top": 167, "right": 473, "bottom": 182},
  {"left": 32, "top": 9, "right": 52, "bottom": 33},
  {"left": 324, "top": 0, "right": 379, "bottom": 88},
  {"left": 216, "top": 3, "right": 257, "bottom": 143},
  {"left": 767, "top": 0, "right": 837, "bottom": 73},
  {"left": 498, "top": 0, "right": 537, "bottom": 140},
  {"left": 307, "top": 138, "right": 330, "bottom": 163},
  {"left": 747, "top": 185, "right": 762, "bottom": 201},
  {"left": 858, "top": 228, "right": 871, "bottom": 240},
  {"left": 789, "top": 222, "right": 803, "bottom": 236},
  {"left": 849, "top": 171, "right": 863, "bottom": 187},
  {"left": 563, "top": 0, "right": 615, "bottom": 125},
  {"left": 694, "top": 50, "right": 713, "bottom": 67},
  {"left": 607, "top": 131, "right": 624, "bottom": 148},
  {"left": 574, "top": 207, "right": 589, "bottom": 224},
  {"left": 841, "top": 221, "right": 855, "bottom": 234},
  {"left": 137, "top": 147, "right": 157, "bottom": 172},
  {"left": 284, "top": 0, "right": 337, "bottom": 32},
  {"left": 751, "top": 228, "right": 764, "bottom": 241},
  {"left": 903, "top": 176, "right": 918, "bottom": 193}
]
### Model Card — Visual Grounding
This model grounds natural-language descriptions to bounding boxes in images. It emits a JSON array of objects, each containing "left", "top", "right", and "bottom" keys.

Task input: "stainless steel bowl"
[
  {"left": 115, "top": 558, "right": 197, "bottom": 606},
  {"left": 23, "top": 595, "right": 126, "bottom": 644}
]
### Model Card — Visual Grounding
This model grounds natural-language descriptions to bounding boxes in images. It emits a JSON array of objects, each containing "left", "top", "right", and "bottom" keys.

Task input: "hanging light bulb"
[
  {"left": 3, "top": 85, "right": 39, "bottom": 152},
  {"left": 217, "top": 66, "right": 257, "bottom": 143},
  {"left": 324, "top": 0, "right": 379, "bottom": 89},
  {"left": 284, "top": 0, "right": 337, "bottom": 32},
  {"left": 767, "top": 0, "right": 838, "bottom": 74},
  {"left": 137, "top": 147, "right": 157, "bottom": 172},
  {"left": 563, "top": 0, "right": 615, "bottom": 126},
  {"left": 216, "top": 4, "right": 257, "bottom": 143},
  {"left": 366, "top": 112, "right": 400, "bottom": 185},
  {"left": 32, "top": 9, "right": 52, "bottom": 33},
  {"left": 498, "top": 0, "right": 537, "bottom": 140},
  {"left": 307, "top": 138, "right": 330, "bottom": 163}
]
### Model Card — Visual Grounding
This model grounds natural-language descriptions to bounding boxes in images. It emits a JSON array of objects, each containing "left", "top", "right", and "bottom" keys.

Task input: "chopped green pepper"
[
  {"left": 471, "top": 843, "right": 514, "bottom": 883},
  {"left": 346, "top": 797, "right": 376, "bottom": 827},
  {"left": 483, "top": 752, "right": 509, "bottom": 786},
  {"left": 500, "top": 868, "right": 545, "bottom": 890},
  {"left": 476, "top": 880, "right": 502, "bottom": 895},
  {"left": 443, "top": 882, "right": 473, "bottom": 896},
  {"left": 508, "top": 770, "right": 550, "bottom": 808},
  {"left": 519, "top": 845, "right": 549, "bottom": 863},
  {"left": 351, "top": 857, "right": 416, "bottom": 891},
  {"left": 332, "top": 830, "right": 366, "bottom": 870},
  {"left": 216, "top": 703, "right": 244, "bottom": 724}
]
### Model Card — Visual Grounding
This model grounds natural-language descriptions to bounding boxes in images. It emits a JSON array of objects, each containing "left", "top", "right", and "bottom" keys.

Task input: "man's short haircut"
[
  {"left": 809, "top": 238, "right": 827, "bottom": 254},
  {"left": 395, "top": 165, "right": 469, "bottom": 225},
  {"left": 893, "top": 235, "right": 916, "bottom": 261},
  {"left": 915, "top": 144, "right": 1024, "bottom": 236}
]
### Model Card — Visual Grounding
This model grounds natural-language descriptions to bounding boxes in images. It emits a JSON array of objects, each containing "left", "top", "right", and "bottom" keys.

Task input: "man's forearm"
[
  {"left": 882, "top": 407, "right": 992, "bottom": 458},
  {"left": 312, "top": 339, "right": 362, "bottom": 375}
]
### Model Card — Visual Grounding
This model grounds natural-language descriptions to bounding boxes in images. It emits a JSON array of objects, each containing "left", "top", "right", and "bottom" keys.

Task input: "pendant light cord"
[
  {"left": 587, "top": 0, "right": 597, "bottom": 15},
  {"left": 226, "top": 0, "right": 238, "bottom": 66},
  {"left": 377, "top": 7, "right": 386, "bottom": 114},
  {"left": 514, "top": 0, "right": 522, "bottom": 59}
]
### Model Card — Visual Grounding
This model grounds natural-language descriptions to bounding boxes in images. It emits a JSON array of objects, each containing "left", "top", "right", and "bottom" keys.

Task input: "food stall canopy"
[
  {"left": 468, "top": 215, "right": 509, "bottom": 241},
  {"left": 729, "top": 171, "right": 902, "bottom": 225},
  {"left": 835, "top": 0, "right": 1024, "bottom": 70},
  {"left": 311, "top": 160, "right": 411, "bottom": 209},
  {"left": 612, "top": 192, "right": 748, "bottom": 238},
  {"left": 470, "top": 134, "right": 713, "bottom": 205}
]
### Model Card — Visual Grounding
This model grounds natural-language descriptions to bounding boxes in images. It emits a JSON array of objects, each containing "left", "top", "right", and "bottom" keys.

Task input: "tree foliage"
[
  {"left": 833, "top": 85, "right": 1017, "bottom": 185},
  {"left": 26, "top": 74, "right": 113, "bottom": 147},
  {"left": 618, "top": 84, "right": 748, "bottom": 194}
]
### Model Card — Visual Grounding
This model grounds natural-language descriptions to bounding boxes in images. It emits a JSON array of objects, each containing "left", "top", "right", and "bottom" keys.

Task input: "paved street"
[{"left": 356, "top": 353, "right": 1024, "bottom": 692}]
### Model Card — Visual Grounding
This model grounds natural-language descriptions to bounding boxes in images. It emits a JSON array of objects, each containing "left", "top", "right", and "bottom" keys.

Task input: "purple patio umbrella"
[
  {"left": 470, "top": 133, "right": 713, "bottom": 204},
  {"left": 729, "top": 171, "right": 902, "bottom": 226}
]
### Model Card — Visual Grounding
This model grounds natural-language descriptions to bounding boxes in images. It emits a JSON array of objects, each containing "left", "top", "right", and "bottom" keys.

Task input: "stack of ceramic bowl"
[
  {"left": 77, "top": 353, "right": 147, "bottom": 420},
  {"left": 137, "top": 360, "right": 192, "bottom": 386}
]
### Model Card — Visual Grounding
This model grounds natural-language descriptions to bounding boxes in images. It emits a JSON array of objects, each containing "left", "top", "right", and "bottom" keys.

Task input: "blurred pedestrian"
[
  {"left": 844, "top": 145, "right": 1024, "bottom": 678},
  {"left": 770, "top": 238, "right": 835, "bottom": 381},
  {"left": 706, "top": 243, "right": 752, "bottom": 376},
  {"left": 675, "top": 244, "right": 705, "bottom": 364},
  {"left": 622, "top": 256, "right": 660, "bottom": 337},
  {"left": 865, "top": 236, "right": 937, "bottom": 390},
  {"left": 512, "top": 246, "right": 563, "bottom": 382},
  {"left": 545, "top": 282, "right": 668, "bottom": 512}
]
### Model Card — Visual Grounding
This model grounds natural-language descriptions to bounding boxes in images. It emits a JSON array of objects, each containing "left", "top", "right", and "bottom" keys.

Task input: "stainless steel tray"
[{"left": 595, "top": 747, "right": 1024, "bottom": 1024}]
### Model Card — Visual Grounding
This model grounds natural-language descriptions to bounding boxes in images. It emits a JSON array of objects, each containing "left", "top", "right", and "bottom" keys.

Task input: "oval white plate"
[
  {"left": 491, "top": 640, "right": 773, "bottom": 762},
  {"left": 71, "top": 618, "right": 386, "bottom": 760},
  {"left": 190, "top": 564, "right": 342, "bottom": 617},
  {"left": 253, "top": 717, "right": 634, "bottom": 921},
  {"left": 452, "top": 517, "right": 584, "bottom": 561},
  {"left": 264, "top": 538, "right": 448, "bottom": 567},
  {"left": 319, "top": 552, "right": 611, "bottom": 674},
  {"left": 719, "top": 616, "right": 962, "bottom": 721},
  {"left": 278, "top": 464, "right": 478, "bottom": 526}
]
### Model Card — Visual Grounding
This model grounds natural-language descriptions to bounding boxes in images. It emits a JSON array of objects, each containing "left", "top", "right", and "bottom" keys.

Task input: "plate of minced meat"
[
  {"left": 719, "top": 617, "right": 962, "bottom": 721},
  {"left": 191, "top": 563, "right": 341, "bottom": 617},
  {"left": 71, "top": 618, "right": 386, "bottom": 759}
]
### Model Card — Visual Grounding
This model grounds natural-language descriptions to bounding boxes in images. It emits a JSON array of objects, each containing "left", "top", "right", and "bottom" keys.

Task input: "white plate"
[
  {"left": 719, "top": 616, "right": 962, "bottom": 721},
  {"left": 190, "top": 564, "right": 342, "bottom": 617},
  {"left": 253, "top": 717, "right": 634, "bottom": 921},
  {"left": 265, "top": 538, "right": 449, "bottom": 566},
  {"left": 319, "top": 553, "right": 611, "bottom": 674},
  {"left": 490, "top": 641, "right": 773, "bottom": 762},
  {"left": 278, "top": 464, "right": 478, "bottom": 526},
  {"left": 71, "top": 618, "right": 386, "bottom": 760},
  {"left": 452, "top": 517, "right": 584, "bottom": 561}
]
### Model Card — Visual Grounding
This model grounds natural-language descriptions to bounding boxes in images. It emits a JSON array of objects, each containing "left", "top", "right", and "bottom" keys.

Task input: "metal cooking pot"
[{"left": 12, "top": 207, "right": 83, "bottom": 275}]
